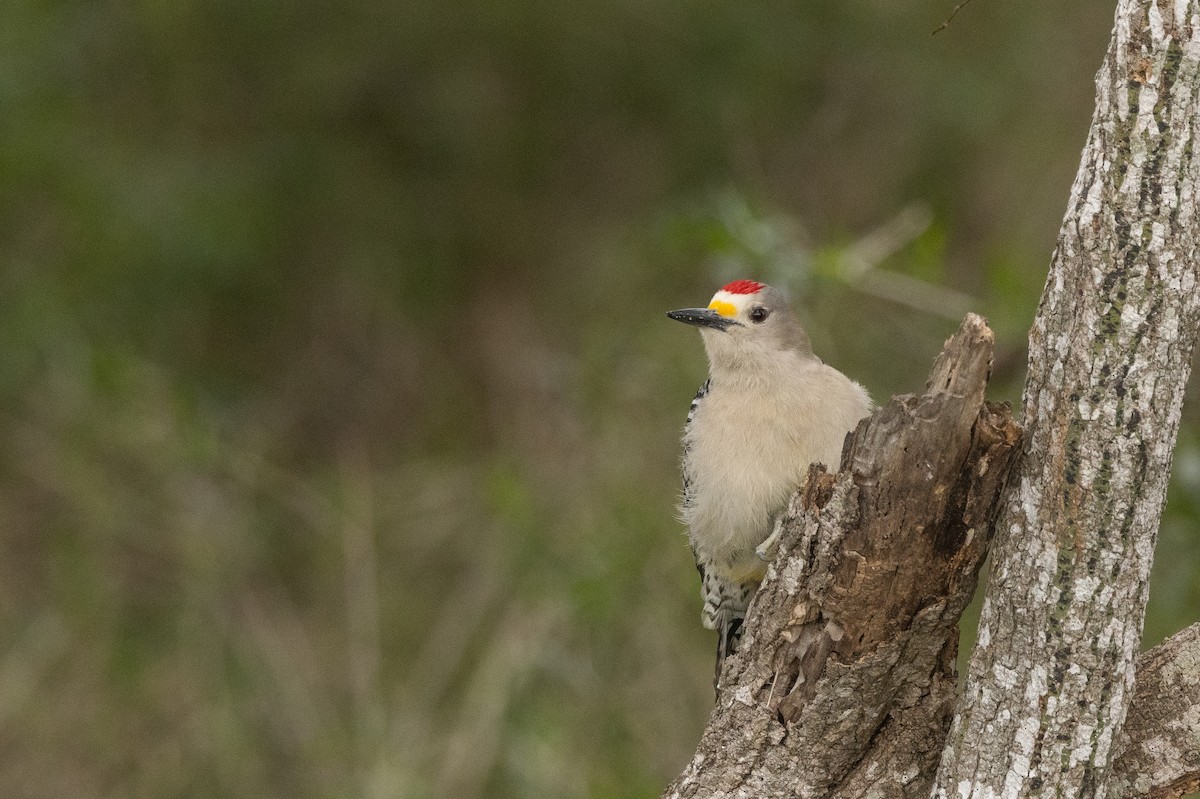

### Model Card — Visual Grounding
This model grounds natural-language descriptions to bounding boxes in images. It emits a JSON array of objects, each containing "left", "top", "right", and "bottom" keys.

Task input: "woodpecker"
[{"left": 668, "top": 279, "right": 872, "bottom": 689}]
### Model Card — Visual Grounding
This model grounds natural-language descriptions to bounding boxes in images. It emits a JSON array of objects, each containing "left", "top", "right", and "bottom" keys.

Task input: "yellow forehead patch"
[{"left": 708, "top": 299, "right": 737, "bottom": 318}]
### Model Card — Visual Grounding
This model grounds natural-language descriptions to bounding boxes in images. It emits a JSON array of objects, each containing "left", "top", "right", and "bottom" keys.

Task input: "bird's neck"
[{"left": 705, "top": 346, "right": 818, "bottom": 391}]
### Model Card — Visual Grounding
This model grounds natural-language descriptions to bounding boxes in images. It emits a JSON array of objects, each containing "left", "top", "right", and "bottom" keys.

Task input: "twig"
[{"left": 931, "top": 0, "right": 979, "bottom": 36}]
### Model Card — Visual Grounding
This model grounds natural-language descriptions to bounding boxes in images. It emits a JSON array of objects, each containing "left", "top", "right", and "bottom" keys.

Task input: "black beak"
[{"left": 667, "top": 307, "right": 739, "bottom": 331}]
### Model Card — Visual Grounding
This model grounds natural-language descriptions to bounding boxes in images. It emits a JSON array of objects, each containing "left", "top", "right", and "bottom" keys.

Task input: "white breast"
[{"left": 682, "top": 362, "right": 870, "bottom": 573}]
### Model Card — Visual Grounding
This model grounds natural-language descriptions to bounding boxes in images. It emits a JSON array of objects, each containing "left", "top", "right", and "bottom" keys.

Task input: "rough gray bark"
[
  {"left": 932, "top": 1, "right": 1200, "bottom": 796},
  {"left": 663, "top": 315, "right": 1022, "bottom": 799},
  {"left": 1110, "top": 622, "right": 1200, "bottom": 799}
]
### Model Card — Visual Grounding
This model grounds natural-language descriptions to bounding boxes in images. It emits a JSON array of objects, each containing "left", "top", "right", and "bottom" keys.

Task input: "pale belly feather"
[{"left": 682, "top": 379, "right": 849, "bottom": 578}]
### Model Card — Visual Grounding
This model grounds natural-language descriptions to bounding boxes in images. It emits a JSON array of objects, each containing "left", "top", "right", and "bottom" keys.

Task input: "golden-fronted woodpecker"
[{"left": 668, "top": 279, "right": 872, "bottom": 689}]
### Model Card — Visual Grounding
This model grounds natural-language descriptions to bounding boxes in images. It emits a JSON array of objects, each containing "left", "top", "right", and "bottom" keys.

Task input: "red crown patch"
[{"left": 721, "top": 279, "right": 765, "bottom": 295}]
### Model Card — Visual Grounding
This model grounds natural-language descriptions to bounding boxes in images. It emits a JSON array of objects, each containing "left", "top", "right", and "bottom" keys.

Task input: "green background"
[{"left": 2, "top": 1, "right": 1196, "bottom": 796}]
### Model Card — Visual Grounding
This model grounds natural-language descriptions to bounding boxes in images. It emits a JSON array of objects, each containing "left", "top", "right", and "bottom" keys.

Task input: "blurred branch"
[
  {"left": 383, "top": 550, "right": 507, "bottom": 789},
  {"left": 835, "top": 204, "right": 977, "bottom": 321},
  {"left": 436, "top": 603, "right": 561, "bottom": 798},
  {"left": 339, "top": 444, "right": 384, "bottom": 776},
  {"left": 835, "top": 204, "right": 933, "bottom": 280},
  {"left": 239, "top": 593, "right": 332, "bottom": 756},
  {"left": 854, "top": 268, "right": 975, "bottom": 321}
]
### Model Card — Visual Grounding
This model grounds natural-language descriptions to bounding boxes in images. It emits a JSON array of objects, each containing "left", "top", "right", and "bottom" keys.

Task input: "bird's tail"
[
  {"left": 713, "top": 612, "right": 745, "bottom": 696},
  {"left": 699, "top": 568, "right": 757, "bottom": 696}
]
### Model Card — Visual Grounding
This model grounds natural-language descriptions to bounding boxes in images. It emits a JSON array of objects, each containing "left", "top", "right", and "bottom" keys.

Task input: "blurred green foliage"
[{"left": 1, "top": 1, "right": 1196, "bottom": 797}]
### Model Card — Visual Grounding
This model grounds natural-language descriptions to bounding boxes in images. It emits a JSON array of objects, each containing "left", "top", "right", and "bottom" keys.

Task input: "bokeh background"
[{"left": 2, "top": 1, "right": 1198, "bottom": 797}]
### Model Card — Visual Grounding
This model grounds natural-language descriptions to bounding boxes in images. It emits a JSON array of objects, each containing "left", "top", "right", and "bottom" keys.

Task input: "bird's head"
[{"left": 668, "top": 280, "right": 813, "bottom": 374}]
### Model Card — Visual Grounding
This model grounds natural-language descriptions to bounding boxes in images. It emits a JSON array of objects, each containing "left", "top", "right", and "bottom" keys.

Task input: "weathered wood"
[
  {"left": 663, "top": 314, "right": 1021, "bottom": 799},
  {"left": 1109, "top": 622, "right": 1200, "bottom": 799},
  {"left": 933, "top": 2, "right": 1200, "bottom": 796}
]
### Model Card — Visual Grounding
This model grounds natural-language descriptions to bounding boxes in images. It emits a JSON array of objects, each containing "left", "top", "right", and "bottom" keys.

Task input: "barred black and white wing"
[
  {"left": 680, "top": 378, "right": 710, "bottom": 514},
  {"left": 681, "top": 378, "right": 755, "bottom": 690}
]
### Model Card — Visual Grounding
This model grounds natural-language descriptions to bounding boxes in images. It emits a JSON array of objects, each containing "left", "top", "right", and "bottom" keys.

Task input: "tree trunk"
[
  {"left": 933, "top": 0, "right": 1200, "bottom": 795},
  {"left": 664, "top": 0, "right": 1200, "bottom": 796}
]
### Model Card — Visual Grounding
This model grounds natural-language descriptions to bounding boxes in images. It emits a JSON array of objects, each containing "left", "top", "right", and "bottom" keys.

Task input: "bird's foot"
[{"left": 755, "top": 519, "right": 785, "bottom": 562}]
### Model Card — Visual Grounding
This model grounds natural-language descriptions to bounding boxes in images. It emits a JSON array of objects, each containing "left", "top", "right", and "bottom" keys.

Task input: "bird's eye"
[{"left": 749, "top": 306, "right": 769, "bottom": 323}]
